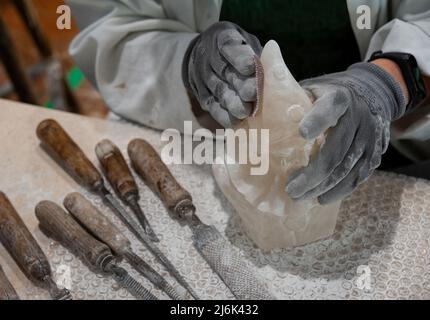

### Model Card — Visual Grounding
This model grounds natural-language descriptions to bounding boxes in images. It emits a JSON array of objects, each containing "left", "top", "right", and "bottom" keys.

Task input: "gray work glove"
[
  {"left": 182, "top": 21, "right": 262, "bottom": 127},
  {"left": 285, "top": 62, "right": 407, "bottom": 204}
]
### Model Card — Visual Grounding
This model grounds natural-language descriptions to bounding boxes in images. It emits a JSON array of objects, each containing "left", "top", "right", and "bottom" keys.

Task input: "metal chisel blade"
[
  {"left": 138, "top": 233, "right": 200, "bottom": 300},
  {"left": 101, "top": 190, "right": 148, "bottom": 241},
  {"left": 128, "top": 198, "right": 159, "bottom": 242},
  {"left": 192, "top": 224, "right": 275, "bottom": 300}
]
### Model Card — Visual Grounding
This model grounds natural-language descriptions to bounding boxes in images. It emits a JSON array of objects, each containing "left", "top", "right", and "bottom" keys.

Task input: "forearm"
[
  {"left": 365, "top": 6, "right": 430, "bottom": 105},
  {"left": 372, "top": 58, "right": 430, "bottom": 115},
  {"left": 371, "top": 58, "right": 410, "bottom": 104},
  {"left": 68, "top": 0, "right": 208, "bottom": 130}
]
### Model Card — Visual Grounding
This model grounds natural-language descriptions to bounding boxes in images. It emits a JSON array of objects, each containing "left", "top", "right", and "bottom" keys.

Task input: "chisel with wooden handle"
[
  {"left": 63, "top": 192, "right": 186, "bottom": 300},
  {"left": 128, "top": 139, "right": 275, "bottom": 300},
  {"left": 36, "top": 119, "right": 149, "bottom": 244},
  {"left": 35, "top": 200, "right": 157, "bottom": 300},
  {"left": 95, "top": 139, "right": 158, "bottom": 242},
  {"left": 36, "top": 119, "right": 197, "bottom": 299},
  {"left": 0, "top": 264, "right": 20, "bottom": 300},
  {"left": 0, "top": 192, "right": 71, "bottom": 300}
]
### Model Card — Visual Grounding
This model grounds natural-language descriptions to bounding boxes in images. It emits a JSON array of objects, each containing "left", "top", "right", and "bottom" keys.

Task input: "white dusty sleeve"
[
  {"left": 365, "top": 3, "right": 430, "bottom": 160},
  {"left": 67, "top": 0, "right": 222, "bottom": 131},
  {"left": 365, "top": 7, "right": 430, "bottom": 76}
]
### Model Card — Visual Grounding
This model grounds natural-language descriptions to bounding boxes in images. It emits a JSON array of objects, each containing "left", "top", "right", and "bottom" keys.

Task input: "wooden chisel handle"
[
  {"left": 35, "top": 201, "right": 113, "bottom": 271},
  {"left": 95, "top": 139, "right": 138, "bottom": 200},
  {"left": 0, "top": 192, "right": 53, "bottom": 286},
  {"left": 128, "top": 139, "right": 194, "bottom": 216},
  {"left": 63, "top": 193, "right": 131, "bottom": 256},
  {"left": 0, "top": 264, "right": 19, "bottom": 300},
  {"left": 36, "top": 119, "right": 104, "bottom": 192}
]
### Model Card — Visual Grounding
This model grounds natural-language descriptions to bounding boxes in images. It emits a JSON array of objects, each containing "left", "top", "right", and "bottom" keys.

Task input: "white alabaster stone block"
[{"left": 213, "top": 41, "right": 341, "bottom": 250}]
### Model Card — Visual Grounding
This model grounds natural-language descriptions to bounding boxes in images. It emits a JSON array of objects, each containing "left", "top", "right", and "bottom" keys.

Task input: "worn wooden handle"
[
  {"left": 64, "top": 192, "right": 130, "bottom": 256},
  {"left": 35, "top": 201, "right": 112, "bottom": 270},
  {"left": 128, "top": 139, "right": 193, "bottom": 214},
  {"left": 0, "top": 264, "right": 19, "bottom": 300},
  {"left": 0, "top": 192, "right": 52, "bottom": 286},
  {"left": 36, "top": 119, "right": 103, "bottom": 192},
  {"left": 95, "top": 139, "right": 138, "bottom": 200}
]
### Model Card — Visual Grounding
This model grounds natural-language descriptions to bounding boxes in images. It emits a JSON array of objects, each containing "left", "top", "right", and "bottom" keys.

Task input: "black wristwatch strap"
[{"left": 368, "top": 51, "right": 427, "bottom": 113}]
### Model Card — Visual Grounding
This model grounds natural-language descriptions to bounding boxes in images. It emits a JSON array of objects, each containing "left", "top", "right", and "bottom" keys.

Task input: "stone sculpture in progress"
[{"left": 213, "top": 41, "right": 341, "bottom": 250}]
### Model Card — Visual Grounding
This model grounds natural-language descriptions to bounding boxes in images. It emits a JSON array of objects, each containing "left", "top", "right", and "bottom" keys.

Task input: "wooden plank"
[
  {"left": 12, "top": 0, "right": 52, "bottom": 58},
  {"left": 0, "top": 14, "right": 37, "bottom": 104}
]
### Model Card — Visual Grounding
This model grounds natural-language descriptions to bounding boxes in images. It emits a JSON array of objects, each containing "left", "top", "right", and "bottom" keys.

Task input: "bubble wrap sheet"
[
  {"left": 44, "top": 171, "right": 430, "bottom": 300},
  {"left": 0, "top": 102, "right": 429, "bottom": 300},
  {"left": 16, "top": 170, "right": 430, "bottom": 300}
]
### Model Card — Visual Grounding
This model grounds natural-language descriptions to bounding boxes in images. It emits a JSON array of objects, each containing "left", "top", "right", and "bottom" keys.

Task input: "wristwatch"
[{"left": 368, "top": 51, "right": 427, "bottom": 113}]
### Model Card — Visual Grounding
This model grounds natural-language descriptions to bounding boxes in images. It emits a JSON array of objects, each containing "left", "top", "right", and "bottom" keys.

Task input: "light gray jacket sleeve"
[
  {"left": 365, "top": 2, "right": 430, "bottom": 77},
  {"left": 347, "top": 0, "right": 430, "bottom": 161},
  {"left": 347, "top": 0, "right": 430, "bottom": 75},
  {"left": 67, "top": 0, "right": 222, "bottom": 131}
]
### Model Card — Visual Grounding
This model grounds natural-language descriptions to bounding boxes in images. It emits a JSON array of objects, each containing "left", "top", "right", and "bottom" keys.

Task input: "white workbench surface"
[{"left": 0, "top": 99, "right": 429, "bottom": 300}]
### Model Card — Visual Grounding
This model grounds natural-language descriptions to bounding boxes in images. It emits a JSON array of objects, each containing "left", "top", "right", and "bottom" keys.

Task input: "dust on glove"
[
  {"left": 182, "top": 21, "right": 262, "bottom": 127},
  {"left": 285, "top": 62, "right": 407, "bottom": 204}
]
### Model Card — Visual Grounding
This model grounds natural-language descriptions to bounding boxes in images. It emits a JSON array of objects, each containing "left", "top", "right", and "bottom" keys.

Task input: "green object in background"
[
  {"left": 67, "top": 66, "right": 85, "bottom": 90},
  {"left": 45, "top": 100, "right": 55, "bottom": 109}
]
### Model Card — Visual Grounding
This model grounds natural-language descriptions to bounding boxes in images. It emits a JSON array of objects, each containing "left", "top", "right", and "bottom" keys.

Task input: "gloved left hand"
[
  {"left": 285, "top": 62, "right": 407, "bottom": 204},
  {"left": 182, "top": 21, "right": 262, "bottom": 128}
]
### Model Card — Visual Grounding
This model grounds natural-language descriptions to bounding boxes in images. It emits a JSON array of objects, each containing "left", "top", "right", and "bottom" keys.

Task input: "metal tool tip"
[
  {"left": 145, "top": 227, "right": 160, "bottom": 242},
  {"left": 58, "top": 290, "right": 73, "bottom": 300}
]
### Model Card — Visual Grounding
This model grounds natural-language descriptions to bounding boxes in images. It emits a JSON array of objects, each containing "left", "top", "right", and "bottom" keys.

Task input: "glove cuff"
[
  {"left": 348, "top": 62, "right": 407, "bottom": 120},
  {"left": 181, "top": 34, "right": 200, "bottom": 93}
]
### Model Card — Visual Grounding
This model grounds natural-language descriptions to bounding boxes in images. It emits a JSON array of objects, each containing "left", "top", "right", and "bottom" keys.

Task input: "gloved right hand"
[
  {"left": 285, "top": 62, "right": 407, "bottom": 204},
  {"left": 182, "top": 21, "right": 262, "bottom": 127}
]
